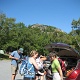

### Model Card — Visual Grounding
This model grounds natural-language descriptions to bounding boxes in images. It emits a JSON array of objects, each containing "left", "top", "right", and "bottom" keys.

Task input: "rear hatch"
[
  {"left": 44, "top": 43, "right": 80, "bottom": 77},
  {"left": 44, "top": 43, "right": 80, "bottom": 58}
]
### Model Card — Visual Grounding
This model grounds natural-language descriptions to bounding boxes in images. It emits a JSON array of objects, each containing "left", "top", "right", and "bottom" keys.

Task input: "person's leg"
[
  {"left": 40, "top": 75, "right": 44, "bottom": 80},
  {"left": 11, "top": 65, "right": 17, "bottom": 80},
  {"left": 35, "top": 76, "right": 39, "bottom": 80},
  {"left": 11, "top": 74, "right": 16, "bottom": 80}
]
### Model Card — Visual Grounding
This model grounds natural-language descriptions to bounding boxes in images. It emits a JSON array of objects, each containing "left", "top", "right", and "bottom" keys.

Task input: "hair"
[
  {"left": 29, "top": 50, "right": 38, "bottom": 57},
  {"left": 49, "top": 51, "right": 57, "bottom": 58}
]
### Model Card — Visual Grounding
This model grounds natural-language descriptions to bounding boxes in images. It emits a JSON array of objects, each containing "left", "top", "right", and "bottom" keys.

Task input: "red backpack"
[{"left": 58, "top": 58, "right": 67, "bottom": 71}]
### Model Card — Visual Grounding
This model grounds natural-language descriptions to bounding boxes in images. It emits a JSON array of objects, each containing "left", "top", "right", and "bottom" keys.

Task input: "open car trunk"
[
  {"left": 44, "top": 43, "right": 80, "bottom": 57},
  {"left": 44, "top": 43, "right": 80, "bottom": 79}
]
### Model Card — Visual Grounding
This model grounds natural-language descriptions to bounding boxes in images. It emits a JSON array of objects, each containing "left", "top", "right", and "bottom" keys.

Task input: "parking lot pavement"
[
  {"left": 0, "top": 60, "right": 46, "bottom": 80},
  {"left": 0, "top": 60, "right": 23, "bottom": 80}
]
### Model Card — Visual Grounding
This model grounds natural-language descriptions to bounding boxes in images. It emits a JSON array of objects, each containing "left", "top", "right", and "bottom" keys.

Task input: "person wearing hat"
[{"left": 9, "top": 47, "right": 24, "bottom": 80}]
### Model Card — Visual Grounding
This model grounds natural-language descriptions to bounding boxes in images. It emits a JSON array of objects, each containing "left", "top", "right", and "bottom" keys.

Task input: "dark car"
[{"left": 44, "top": 43, "right": 80, "bottom": 80}]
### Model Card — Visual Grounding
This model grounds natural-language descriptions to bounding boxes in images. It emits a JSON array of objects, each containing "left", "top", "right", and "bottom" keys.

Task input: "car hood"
[{"left": 44, "top": 43, "right": 80, "bottom": 58}]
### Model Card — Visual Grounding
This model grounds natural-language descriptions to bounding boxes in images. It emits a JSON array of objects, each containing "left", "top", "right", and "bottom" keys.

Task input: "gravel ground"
[{"left": 0, "top": 60, "right": 23, "bottom": 80}]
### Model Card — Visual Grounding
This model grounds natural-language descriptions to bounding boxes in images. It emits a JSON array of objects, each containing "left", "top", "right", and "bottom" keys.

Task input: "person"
[
  {"left": 35, "top": 55, "right": 47, "bottom": 80},
  {"left": 23, "top": 50, "right": 40, "bottom": 80},
  {"left": 57, "top": 57, "right": 68, "bottom": 77},
  {"left": 9, "top": 47, "right": 24, "bottom": 80},
  {"left": 49, "top": 52, "right": 63, "bottom": 80}
]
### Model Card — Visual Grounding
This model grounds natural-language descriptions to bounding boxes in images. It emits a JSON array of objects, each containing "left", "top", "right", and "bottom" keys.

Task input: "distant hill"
[{"left": 28, "top": 23, "right": 65, "bottom": 33}]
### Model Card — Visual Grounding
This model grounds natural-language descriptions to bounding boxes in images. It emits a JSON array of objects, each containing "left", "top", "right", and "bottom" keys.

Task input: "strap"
[
  {"left": 26, "top": 57, "right": 33, "bottom": 71},
  {"left": 28, "top": 65, "right": 33, "bottom": 71}
]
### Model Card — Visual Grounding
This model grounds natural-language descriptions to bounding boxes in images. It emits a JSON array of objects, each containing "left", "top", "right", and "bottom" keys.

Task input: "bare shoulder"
[{"left": 29, "top": 57, "right": 35, "bottom": 63}]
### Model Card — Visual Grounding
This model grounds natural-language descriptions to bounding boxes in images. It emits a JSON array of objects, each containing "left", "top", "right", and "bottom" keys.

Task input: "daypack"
[
  {"left": 19, "top": 56, "right": 35, "bottom": 78},
  {"left": 58, "top": 58, "right": 67, "bottom": 71},
  {"left": 19, "top": 56, "right": 29, "bottom": 76}
]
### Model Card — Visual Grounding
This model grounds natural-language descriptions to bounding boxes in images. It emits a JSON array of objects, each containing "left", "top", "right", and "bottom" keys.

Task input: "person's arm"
[
  {"left": 9, "top": 52, "right": 19, "bottom": 61},
  {"left": 57, "top": 66, "right": 63, "bottom": 80},
  {"left": 31, "top": 58, "right": 39, "bottom": 70},
  {"left": 40, "top": 55, "right": 47, "bottom": 61},
  {"left": 55, "top": 59, "right": 63, "bottom": 80}
]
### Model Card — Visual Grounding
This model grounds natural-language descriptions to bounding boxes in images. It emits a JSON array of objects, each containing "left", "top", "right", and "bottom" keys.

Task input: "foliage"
[
  {"left": 0, "top": 54, "right": 10, "bottom": 60},
  {"left": 71, "top": 18, "right": 80, "bottom": 51},
  {"left": 0, "top": 13, "right": 80, "bottom": 55}
]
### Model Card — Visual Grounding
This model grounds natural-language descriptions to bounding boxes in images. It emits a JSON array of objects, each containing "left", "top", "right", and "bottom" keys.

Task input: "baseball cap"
[{"left": 19, "top": 48, "right": 23, "bottom": 53}]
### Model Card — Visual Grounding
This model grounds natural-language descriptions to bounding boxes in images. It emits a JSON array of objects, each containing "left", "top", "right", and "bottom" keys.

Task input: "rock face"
[{"left": 30, "top": 23, "right": 64, "bottom": 32}]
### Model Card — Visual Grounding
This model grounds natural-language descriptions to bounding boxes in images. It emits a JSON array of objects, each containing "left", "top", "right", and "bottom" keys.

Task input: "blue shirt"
[{"left": 10, "top": 51, "right": 20, "bottom": 66}]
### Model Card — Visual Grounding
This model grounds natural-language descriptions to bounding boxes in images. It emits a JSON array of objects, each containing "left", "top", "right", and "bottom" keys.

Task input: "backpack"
[
  {"left": 19, "top": 56, "right": 35, "bottom": 78},
  {"left": 19, "top": 56, "right": 29, "bottom": 76},
  {"left": 58, "top": 58, "right": 62, "bottom": 68},
  {"left": 58, "top": 58, "right": 67, "bottom": 71}
]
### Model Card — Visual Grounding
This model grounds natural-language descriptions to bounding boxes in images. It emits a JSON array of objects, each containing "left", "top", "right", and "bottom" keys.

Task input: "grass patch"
[{"left": 0, "top": 54, "right": 10, "bottom": 60}]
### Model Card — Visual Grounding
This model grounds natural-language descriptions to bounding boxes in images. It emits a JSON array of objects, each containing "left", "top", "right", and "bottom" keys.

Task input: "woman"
[
  {"left": 49, "top": 52, "right": 63, "bottom": 80},
  {"left": 35, "top": 55, "right": 47, "bottom": 80},
  {"left": 23, "top": 50, "right": 39, "bottom": 80}
]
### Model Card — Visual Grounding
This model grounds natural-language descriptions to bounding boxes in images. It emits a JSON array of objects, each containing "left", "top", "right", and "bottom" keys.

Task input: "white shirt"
[{"left": 36, "top": 57, "right": 43, "bottom": 69}]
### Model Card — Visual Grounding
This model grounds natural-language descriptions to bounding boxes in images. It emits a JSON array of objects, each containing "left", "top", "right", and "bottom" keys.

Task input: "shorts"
[
  {"left": 53, "top": 73, "right": 61, "bottom": 80},
  {"left": 23, "top": 77, "right": 35, "bottom": 80},
  {"left": 36, "top": 69, "right": 44, "bottom": 76},
  {"left": 11, "top": 65, "right": 18, "bottom": 74}
]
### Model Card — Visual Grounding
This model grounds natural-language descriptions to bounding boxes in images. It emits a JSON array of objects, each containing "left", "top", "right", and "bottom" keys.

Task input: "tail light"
[{"left": 67, "top": 69, "right": 79, "bottom": 79}]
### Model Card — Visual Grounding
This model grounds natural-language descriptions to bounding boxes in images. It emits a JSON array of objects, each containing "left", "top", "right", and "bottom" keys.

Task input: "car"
[
  {"left": 65, "top": 59, "right": 80, "bottom": 80},
  {"left": 44, "top": 43, "right": 80, "bottom": 80}
]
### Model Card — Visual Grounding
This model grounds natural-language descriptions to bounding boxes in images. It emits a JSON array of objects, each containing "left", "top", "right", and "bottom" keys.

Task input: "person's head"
[
  {"left": 40, "top": 55, "right": 47, "bottom": 61},
  {"left": 18, "top": 48, "right": 24, "bottom": 54},
  {"left": 49, "top": 51, "right": 57, "bottom": 61},
  {"left": 29, "top": 50, "right": 38, "bottom": 59}
]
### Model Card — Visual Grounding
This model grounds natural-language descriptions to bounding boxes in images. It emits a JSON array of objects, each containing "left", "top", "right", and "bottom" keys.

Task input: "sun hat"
[{"left": 19, "top": 48, "right": 23, "bottom": 53}]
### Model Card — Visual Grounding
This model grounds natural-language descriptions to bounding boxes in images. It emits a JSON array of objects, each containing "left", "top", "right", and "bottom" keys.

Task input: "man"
[{"left": 9, "top": 47, "right": 24, "bottom": 80}]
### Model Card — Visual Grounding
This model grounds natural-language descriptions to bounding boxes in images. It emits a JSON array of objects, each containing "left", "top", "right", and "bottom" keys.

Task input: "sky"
[{"left": 0, "top": 0, "right": 80, "bottom": 33}]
